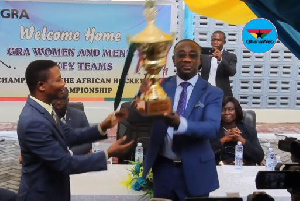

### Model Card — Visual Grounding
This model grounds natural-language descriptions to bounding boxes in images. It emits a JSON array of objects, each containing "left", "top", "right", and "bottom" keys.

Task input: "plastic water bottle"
[
  {"left": 235, "top": 141, "right": 243, "bottom": 170},
  {"left": 92, "top": 141, "right": 101, "bottom": 153},
  {"left": 266, "top": 148, "right": 275, "bottom": 170},
  {"left": 276, "top": 155, "right": 281, "bottom": 164},
  {"left": 135, "top": 142, "right": 143, "bottom": 163},
  {"left": 264, "top": 142, "right": 271, "bottom": 149},
  {"left": 275, "top": 155, "right": 281, "bottom": 169}
]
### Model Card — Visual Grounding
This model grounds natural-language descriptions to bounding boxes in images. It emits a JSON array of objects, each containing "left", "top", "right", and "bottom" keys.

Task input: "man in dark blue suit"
[
  {"left": 200, "top": 31, "right": 237, "bottom": 97},
  {"left": 138, "top": 39, "right": 223, "bottom": 200},
  {"left": 17, "top": 60, "right": 133, "bottom": 201},
  {"left": 52, "top": 87, "right": 91, "bottom": 155}
]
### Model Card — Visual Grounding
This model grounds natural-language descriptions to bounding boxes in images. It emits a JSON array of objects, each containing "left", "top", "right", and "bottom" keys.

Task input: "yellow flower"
[
  {"left": 121, "top": 161, "right": 154, "bottom": 198},
  {"left": 120, "top": 173, "right": 133, "bottom": 188}
]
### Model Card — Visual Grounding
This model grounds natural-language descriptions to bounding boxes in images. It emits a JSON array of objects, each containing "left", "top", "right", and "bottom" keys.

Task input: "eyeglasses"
[{"left": 176, "top": 52, "right": 199, "bottom": 59}]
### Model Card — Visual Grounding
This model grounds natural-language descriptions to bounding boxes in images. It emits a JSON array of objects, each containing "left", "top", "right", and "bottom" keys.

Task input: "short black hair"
[
  {"left": 212, "top": 30, "right": 226, "bottom": 41},
  {"left": 173, "top": 39, "right": 202, "bottom": 54},
  {"left": 25, "top": 60, "right": 57, "bottom": 95},
  {"left": 222, "top": 96, "right": 243, "bottom": 123}
]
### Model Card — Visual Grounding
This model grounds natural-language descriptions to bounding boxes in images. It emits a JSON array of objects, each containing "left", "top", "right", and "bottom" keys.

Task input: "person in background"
[
  {"left": 210, "top": 96, "right": 264, "bottom": 165},
  {"left": 133, "top": 39, "right": 223, "bottom": 200},
  {"left": 17, "top": 60, "right": 133, "bottom": 201},
  {"left": 200, "top": 30, "right": 237, "bottom": 97},
  {"left": 52, "top": 87, "right": 91, "bottom": 155}
]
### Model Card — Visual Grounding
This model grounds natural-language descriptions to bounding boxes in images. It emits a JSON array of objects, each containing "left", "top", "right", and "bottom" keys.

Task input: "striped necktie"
[
  {"left": 176, "top": 82, "right": 190, "bottom": 116},
  {"left": 52, "top": 111, "right": 60, "bottom": 125}
]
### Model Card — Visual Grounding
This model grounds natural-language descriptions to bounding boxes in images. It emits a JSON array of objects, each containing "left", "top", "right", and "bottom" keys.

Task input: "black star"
[{"left": 256, "top": 30, "right": 263, "bottom": 39}]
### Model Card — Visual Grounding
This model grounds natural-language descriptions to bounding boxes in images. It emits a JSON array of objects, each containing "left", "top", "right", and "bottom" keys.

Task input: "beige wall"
[{"left": 253, "top": 109, "right": 300, "bottom": 123}]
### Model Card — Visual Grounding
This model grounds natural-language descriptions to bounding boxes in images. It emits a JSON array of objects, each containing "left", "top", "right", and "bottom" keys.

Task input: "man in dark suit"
[
  {"left": 52, "top": 87, "right": 91, "bottom": 155},
  {"left": 201, "top": 31, "right": 237, "bottom": 97},
  {"left": 17, "top": 60, "right": 133, "bottom": 201},
  {"left": 136, "top": 39, "right": 223, "bottom": 200}
]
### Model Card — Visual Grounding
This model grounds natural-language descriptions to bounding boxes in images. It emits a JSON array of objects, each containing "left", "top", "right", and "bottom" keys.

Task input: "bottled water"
[
  {"left": 275, "top": 155, "right": 281, "bottom": 169},
  {"left": 135, "top": 142, "right": 143, "bottom": 163},
  {"left": 264, "top": 142, "right": 271, "bottom": 149},
  {"left": 266, "top": 148, "right": 276, "bottom": 170},
  {"left": 235, "top": 141, "right": 243, "bottom": 170},
  {"left": 92, "top": 141, "right": 101, "bottom": 153},
  {"left": 276, "top": 155, "right": 281, "bottom": 164}
]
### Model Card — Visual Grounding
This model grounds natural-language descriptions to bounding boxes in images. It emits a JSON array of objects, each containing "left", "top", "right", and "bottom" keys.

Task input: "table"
[
  {"left": 211, "top": 165, "right": 290, "bottom": 201},
  {"left": 70, "top": 165, "right": 291, "bottom": 201}
]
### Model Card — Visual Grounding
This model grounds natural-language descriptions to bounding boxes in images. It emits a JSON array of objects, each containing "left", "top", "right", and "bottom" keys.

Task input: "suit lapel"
[
  {"left": 27, "top": 98, "right": 68, "bottom": 148},
  {"left": 162, "top": 76, "right": 177, "bottom": 109},
  {"left": 201, "top": 54, "right": 212, "bottom": 78},
  {"left": 48, "top": 112, "right": 68, "bottom": 142},
  {"left": 66, "top": 107, "right": 71, "bottom": 124},
  {"left": 221, "top": 50, "right": 229, "bottom": 59},
  {"left": 185, "top": 76, "right": 207, "bottom": 118}
]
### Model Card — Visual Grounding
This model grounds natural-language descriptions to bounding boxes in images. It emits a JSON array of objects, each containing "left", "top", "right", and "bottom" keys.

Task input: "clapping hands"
[{"left": 221, "top": 127, "right": 246, "bottom": 145}]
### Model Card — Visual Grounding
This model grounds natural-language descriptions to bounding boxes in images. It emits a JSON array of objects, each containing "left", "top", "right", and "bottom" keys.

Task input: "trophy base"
[{"left": 136, "top": 97, "right": 172, "bottom": 116}]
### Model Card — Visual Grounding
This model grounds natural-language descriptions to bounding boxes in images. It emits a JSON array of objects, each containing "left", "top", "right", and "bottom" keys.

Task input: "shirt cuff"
[
  {"left": 174, "top": 116, "right": 187, "bottom": 135},
  {"left": 98, "top": 123, "right": 107, "bottom": 136}
]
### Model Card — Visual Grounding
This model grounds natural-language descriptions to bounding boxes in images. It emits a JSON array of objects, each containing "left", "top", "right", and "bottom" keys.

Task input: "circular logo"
[{"left": 242, "top": 18, "right": 277, "bottom": 53}]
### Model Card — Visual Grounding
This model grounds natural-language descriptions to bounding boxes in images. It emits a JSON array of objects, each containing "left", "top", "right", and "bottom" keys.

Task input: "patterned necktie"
[
  {"left": 52, "top": 111, "right": 60, "bottom": 125},
  {"left": 176, "top": 82, "right": 190, "bottom": 116}
]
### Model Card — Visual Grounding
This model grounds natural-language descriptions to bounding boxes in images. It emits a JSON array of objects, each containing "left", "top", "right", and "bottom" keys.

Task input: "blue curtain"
[{"left": 184, "top": 6, "right": 194, "bottom": 40}]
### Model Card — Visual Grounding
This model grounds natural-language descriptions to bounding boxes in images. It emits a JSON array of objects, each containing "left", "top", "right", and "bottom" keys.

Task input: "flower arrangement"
[{"left": 121, "top": 161, "right": 153, "bottom": 198}]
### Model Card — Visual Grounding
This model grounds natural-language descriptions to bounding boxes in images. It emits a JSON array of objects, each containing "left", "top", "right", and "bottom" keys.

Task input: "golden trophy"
[{"left": 129, "top": 0, "right": 174, "bottom": 116}]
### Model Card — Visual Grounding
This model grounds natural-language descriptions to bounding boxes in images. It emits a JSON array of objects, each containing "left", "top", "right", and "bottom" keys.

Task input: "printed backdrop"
[{"left": 0, "top": 1, "right": 174, "bottom": 101}]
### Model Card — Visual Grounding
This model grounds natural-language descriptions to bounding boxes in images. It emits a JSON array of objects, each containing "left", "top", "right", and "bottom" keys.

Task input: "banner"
[{"left": 0, "top": 1, "right": 174, "bottom": 101}]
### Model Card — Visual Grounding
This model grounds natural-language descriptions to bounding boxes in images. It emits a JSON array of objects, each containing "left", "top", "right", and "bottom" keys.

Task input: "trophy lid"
[{"left": 130, "top": 0, "right": 174, "bottom": 43}]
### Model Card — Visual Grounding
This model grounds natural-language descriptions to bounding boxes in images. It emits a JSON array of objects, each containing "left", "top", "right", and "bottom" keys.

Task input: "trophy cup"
[{"left": 129, "top": 0, "right": 175, "bottom": 116}]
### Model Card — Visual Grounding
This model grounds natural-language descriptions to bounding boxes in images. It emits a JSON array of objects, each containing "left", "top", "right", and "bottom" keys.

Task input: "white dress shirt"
[
  {"left": 208, "top": 49, "right": 223, "bottom": 86},
  {"left": 160, "top": 74, "right": 198, "bottom": 160}
]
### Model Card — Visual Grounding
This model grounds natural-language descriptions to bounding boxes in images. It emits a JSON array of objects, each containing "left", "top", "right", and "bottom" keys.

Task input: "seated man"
[
  {"left": 52, "top": 87, "right": 91, "bottom": 155},
  {"left": 210, "top": 96, "right": 264, "bottom": 165}
]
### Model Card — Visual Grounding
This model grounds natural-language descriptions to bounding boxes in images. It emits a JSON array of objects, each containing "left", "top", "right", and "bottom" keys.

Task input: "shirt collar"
[
  {"left": 176, "top": 74, "right": 198, "bottom": 87},
  {"left": 62, "top": 111, "right": 67, "bottom": 120},
  {"left": 30, "top": 95, "right": 53, "bottom": 115}
]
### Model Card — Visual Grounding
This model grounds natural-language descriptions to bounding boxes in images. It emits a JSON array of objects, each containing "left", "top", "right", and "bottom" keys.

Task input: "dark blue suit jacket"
[
  {"left": 201, "top": 50, "right": 237, "bottom": 97},
  {"left": 65, "top": 106, "right": 92, "bottom": 155},
  {"left": 17, "top": 98, "right": 107, "bottom": 201},
  {"left": 143, "top": 75, "right": 223, "bottom": 196}
]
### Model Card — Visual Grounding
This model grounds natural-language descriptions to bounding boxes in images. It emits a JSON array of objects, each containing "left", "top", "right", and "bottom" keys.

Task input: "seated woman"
[{"left": 211, "top": 96, "right": 264, "bottom": 165}]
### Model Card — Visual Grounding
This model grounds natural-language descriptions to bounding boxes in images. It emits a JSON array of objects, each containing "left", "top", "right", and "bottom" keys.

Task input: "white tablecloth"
[
  {"left": 211, "top": 165, "right": 290, "bottom": 201},
  {"left": 70, "top": 164, "right": 290, "bottom": 201}
]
